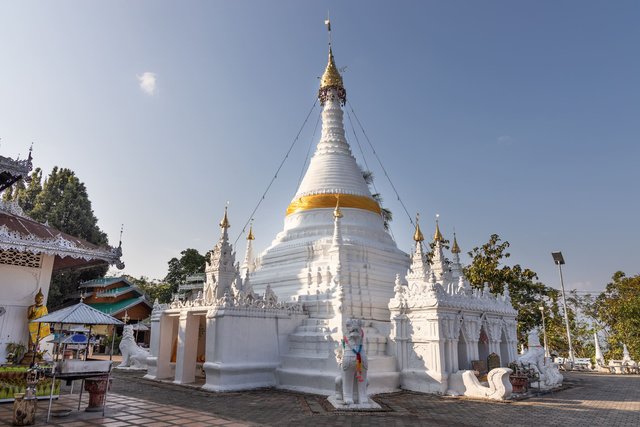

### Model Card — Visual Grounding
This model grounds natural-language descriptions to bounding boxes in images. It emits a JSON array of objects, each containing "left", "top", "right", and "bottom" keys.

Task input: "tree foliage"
[
  {"left": 464, "top": 234, "right": 547, "bottom": 345},
  {"left": 463, "top": 234, "right": 598, "bottom": 356},
  {"left": 4, "top": 166, "right": 110, "bottom": 308},
  {"left": 596, "top": 272, "right": 640, "bottom": 360},
  {"left": 361, "top": 168, "right": 392, "bottom": 230},
  {"left": 127, "top": 276, "right": 173, "bottom": 304},
  {"left": 164, "top": 248, "right": 206, "bottom": 294}
]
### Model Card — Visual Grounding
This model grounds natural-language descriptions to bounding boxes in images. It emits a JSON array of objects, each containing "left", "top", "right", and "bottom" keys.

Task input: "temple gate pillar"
[
  {"left": 156, "top": 314, "right": 177, "bottom": 379},
  {"left": 174, "top": 311, "right": 199, "bottom": 384},
  {"left": 144, "top": 305, "right": 163, "bottom": 379}
]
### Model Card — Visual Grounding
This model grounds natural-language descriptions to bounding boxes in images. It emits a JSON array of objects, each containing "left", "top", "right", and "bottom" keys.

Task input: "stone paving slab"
[{"left": 0, "top": 371, "right": 638, "bottom": 426}]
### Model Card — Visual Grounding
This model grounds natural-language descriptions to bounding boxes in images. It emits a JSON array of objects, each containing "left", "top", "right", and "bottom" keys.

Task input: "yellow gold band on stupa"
[{"left": 286, "top": 194, "right": 381, "bottom": 216}]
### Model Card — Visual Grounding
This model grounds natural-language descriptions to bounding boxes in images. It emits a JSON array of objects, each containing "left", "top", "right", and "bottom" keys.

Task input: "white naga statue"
[
  {"left": 334, "top": 319, "right": 368, "bottom": 405},
  {"left": 118, "top": 325, "right": 151, "bottom": 370},
  {"left": 518, "top": 330, "right": 563, "bottom": 389}
]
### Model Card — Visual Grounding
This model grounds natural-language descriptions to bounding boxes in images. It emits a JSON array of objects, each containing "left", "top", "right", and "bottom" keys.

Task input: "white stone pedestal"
[{"left": 327, "top": 395, "right": 382, "bottom": 411}]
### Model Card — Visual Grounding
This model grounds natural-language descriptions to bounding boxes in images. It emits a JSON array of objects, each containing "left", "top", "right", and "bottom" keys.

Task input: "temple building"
[
  {"left": 0, "top": 150, "right": 124, "bottom": 363},
  {"left": 146, "top": 34, "right": 517, "bottom": 397},
  {"left": 80, "top": 277, "right": 152, "bottom": 322}
]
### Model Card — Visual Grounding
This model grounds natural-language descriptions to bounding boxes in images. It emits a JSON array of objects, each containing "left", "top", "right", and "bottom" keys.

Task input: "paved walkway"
[{"left": 1, "top": 371, "right": 638, "bottom": 426}]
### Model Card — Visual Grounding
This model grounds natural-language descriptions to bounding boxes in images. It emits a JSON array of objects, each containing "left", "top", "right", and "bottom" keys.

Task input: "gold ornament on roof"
[
  {"left": 451, "top": 232, "right": 461, "bottom": 254},
  {"left": 318, "top": 19, "right": 346, "bottom": 105},
  {"left": 320, "top": 48, "right": 344, "bottom": 91},
  {"left": 247, "top": 224, "right": 255, "bottom": 240},
  {"left": 413, "top": 213, "right": 424, "bottom": 242},
  {"left": 219, "top": 207, "right": 230, "bottom": 229},
  {"left": 333, "top": 196, "right": 344, "bottom": 219},
  {"left": 433, "top": 217, "right": 444, "bottom": 242}
]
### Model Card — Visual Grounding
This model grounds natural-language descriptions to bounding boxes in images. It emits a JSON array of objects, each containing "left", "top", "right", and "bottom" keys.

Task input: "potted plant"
[
  {"left": 508, "top": 362, "right": 529, "bottom": 393},
  {"left": 5, "top": 343, "right": 26, "bottom": 365}
]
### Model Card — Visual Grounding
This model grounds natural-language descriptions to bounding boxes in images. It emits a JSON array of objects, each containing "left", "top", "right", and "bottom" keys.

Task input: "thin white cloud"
[
  {"left": 137, "top": 72, "right": 157, "bottom": 95},
  {"left": 497, "top": 135, "right": 513, "bottom": 145}
]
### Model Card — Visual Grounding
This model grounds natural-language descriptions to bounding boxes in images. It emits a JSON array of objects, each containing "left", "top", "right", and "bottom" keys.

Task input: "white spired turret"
[{"left": 250, "top": 45, "right": 409, "bottom": 322}]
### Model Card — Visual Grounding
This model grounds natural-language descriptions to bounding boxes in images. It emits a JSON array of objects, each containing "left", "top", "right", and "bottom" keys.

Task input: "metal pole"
[
  {"left": 540, "top": 306, "right": 549, "bottom": 359},
  {"left": 557, "top": 263, "right": 575, "bottom": 363},
  {"left": 109, "top": 327, "right": 116, "bottom": 361}
]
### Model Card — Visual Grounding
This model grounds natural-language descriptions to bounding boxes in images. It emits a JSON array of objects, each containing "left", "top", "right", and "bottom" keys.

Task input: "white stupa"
[
  {"left": 246, "top": 46, "right": 409, "bottom": 394},
  {"left": 250, "top": 47, "right": 409, "bottom": 324}
]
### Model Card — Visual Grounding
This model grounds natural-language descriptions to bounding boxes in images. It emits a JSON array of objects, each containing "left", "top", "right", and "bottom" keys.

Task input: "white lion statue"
[
  {"left": 118, "top": 325, "right": 150, "bottom": 370},
  {"left": 334, "top": 318, "right": 368, "bottom": 405}
]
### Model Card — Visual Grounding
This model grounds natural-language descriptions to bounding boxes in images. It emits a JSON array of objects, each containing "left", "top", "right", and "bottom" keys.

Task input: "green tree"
[
  {"left": 596, "top": 272, "right": 640, "bottom": 360},
  {"left": 463, "top": 234, "right": 548, "bottom": 346},
  {"left": 6, "top": 166, "right": 111, "bottom": 308},
  {"left": 543, "top": 289, "right": 595, "bottom": 359},
  {"left": 127, "top": 276, "right": 173, "bottom": 304},
  {"left": 361, "top": 169, "right": 392, "bottom": 230},
  {"left": 164, "top": 249, "right": 206, "bottom": 294},
  {"left": 30, "top": 167, "right": 107, "bottom": 245},
  {"left": 4, "top": 168, "right": 43, "bottom": 212}
]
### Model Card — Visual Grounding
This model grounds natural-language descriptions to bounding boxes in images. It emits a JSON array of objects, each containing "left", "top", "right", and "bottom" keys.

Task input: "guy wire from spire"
[
  {"left": 345, "top": 108, "right": 395, "bottom": 240},
  {"left": 346, "top": 100, "right": 415, "bottom": 228},
  {"left": 234, "top": 99, "right": 318, "bottom": 245},
  {"left": 297, "top": 111, "right": 322, "bottom": 187}
]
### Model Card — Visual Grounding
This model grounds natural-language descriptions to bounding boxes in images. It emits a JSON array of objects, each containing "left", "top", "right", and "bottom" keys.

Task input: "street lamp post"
[
  {"left": 552, "top": 251, "right": 574, "bottom": 365},
  {"left": 539, "top": 304, "right": 550, "bottom": 359}
]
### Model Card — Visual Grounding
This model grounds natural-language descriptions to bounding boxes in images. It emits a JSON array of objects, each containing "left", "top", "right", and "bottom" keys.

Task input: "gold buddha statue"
[{"left": 27, "top": 288, "right": 50, "bottom": 350}]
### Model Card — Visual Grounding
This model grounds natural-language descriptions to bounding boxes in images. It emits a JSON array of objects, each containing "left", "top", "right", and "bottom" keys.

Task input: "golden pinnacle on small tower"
[
  {"left": 219, "top": 206, "right": 230, "bottom": 229},
  {"left": 451, "top": 232, "right": 461, "bottom": 254},
  {"left": 413, "top": 213, "right": 424, "bottom": 242},
  {"left": 247, "top": 223, "right": 255, "bottom": 241},
  {"left": 333, "top": 196, "right": 343, "bottom": 219},
  {"left": 433, "top": 215, "right": 444, "bottom": 242}
]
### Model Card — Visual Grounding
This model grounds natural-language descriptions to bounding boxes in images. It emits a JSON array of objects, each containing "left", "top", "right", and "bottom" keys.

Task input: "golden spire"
[
  {"left": 333, "top": 196, "right": 343, "bottom": 218},
  {"left": 451, "top": 232, "right": 461, "bottom": 254},
  {"left": 413, "top": 213, "right": 424, "bottom": 242},
  {"left": 247, "top": 224, "right": 255, "bottom": 241},
  {"left": 320, "top": 48, "right": 344, "bottom": 91},
  {"left": 318, "top": 18, "right": 346, "bottom": 105},
  {"left": 433, "top": 216, "right": 443, "bottom": 242},
  {"left": 219, "top": 206, "right": 230, "bottom": 229}
]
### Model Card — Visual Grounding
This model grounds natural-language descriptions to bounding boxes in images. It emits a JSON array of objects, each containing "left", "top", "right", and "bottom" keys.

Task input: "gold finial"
[
  {"left": 333, "top": 196, "right": 343, "bottom": 218},
  {"left": 433, "top": 214, "right": 443, "bottom": 242},
  {"left": 452, "top": 231, "right": 461, "bottom": 254},
  {"left": 318, "top": 18, "right": 346, "bottom": 105},
  {"left": 247, "top": 222, "right": 255, "bottom": 241},
  {"left": 413, "top": 213, "right": 424, "bottom": 242},
  {"left": 320, "top": 48, "right": 344, "bottom": 91},
  {"left": 219, "top": 206, "right": 230, "bottom": 229}
]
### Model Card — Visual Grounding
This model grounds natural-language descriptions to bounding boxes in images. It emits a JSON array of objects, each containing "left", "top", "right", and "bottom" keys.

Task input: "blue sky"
[{"left": 1, "top": 1, "right": 638, "bottom": 293}]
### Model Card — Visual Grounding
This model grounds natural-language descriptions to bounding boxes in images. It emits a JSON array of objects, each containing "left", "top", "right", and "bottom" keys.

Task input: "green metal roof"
[
  {"left": 88, "top": 296, "right": 151, "bottom": 316},
  {"left": 79, "top": 276, "right": 135, "bottom": 289}
]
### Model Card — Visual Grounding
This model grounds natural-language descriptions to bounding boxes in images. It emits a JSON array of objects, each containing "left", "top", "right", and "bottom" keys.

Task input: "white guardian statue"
[
  {"left": 332, "top": 318, "right": 379, "bottom": 408},
  {"left": 118, "top": 325, "right": 151, "bottom": 370},
  {"left": 518, "top": 330, "right": 562, "bottom": 389}
]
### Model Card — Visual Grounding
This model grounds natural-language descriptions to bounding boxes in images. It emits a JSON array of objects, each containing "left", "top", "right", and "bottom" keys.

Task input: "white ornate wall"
[{"left": 0, "top": 252, "right": 54, "bottom": 362}]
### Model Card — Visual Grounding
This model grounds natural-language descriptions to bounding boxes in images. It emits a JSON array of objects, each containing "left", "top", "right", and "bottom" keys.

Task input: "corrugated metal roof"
[
  {"left": 30, "top": 302, "right": 124, "bottom": 325},
  {"left": 89, "top": 296, "right": 152, "bottom": 316},
  {"left": 79, "top": 276, "right": 134, "bottom": 289}
]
